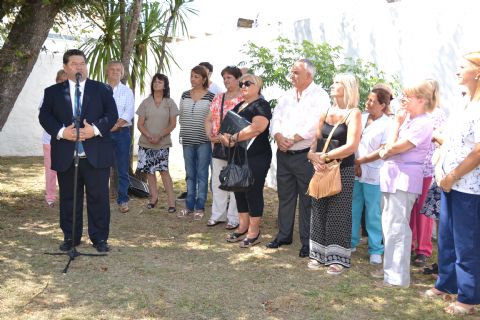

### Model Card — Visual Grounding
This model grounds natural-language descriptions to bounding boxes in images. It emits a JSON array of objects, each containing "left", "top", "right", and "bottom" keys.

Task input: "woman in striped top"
[{"left": 178, "top": 65, "right": 215, "bottom": 219}]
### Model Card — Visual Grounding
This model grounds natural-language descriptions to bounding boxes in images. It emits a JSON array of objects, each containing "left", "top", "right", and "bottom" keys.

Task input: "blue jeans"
[
  {"left": 111, "top": 128, "right": 131, "bottom": 204},
  {"left": 351, "top": 180, "right": 384, "bottom": 255},
  {"left": 183, "top": 142, "right": 211, "bottom": 211},
  {"left": 436, "top": 190, "right": 480, "bottom": 304}
]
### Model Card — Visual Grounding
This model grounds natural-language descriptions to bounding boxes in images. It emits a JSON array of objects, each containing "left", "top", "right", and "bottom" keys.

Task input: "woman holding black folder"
[{"left": 219, "top": 74, "right": 272, "bottom": 248}]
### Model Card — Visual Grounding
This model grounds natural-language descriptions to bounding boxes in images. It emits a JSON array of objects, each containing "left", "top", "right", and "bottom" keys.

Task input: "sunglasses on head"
[{"left": 239, "top": 80, "right": 254, "bottom": 88}]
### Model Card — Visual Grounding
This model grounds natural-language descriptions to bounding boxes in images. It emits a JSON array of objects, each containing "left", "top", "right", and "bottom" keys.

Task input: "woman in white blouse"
[
  {"left": 351, "top": 86, "right": 392, "bottom": 265},
  {"left": 425, "top": 51, "right": 480, "bottom": 315}
]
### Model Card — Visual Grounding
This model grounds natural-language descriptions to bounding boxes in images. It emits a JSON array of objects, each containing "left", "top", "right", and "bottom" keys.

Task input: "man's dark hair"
[
  {"left": 199, "top": 62, "right": 213, "bottom": 73},
  {"left": 63, "top": 49, "right": 87, "bottom": 65},
  {"left": 221, "top": 66, "right": 242, "bottom": 79},
  {"left": 150, "top": 73, "right": 170, "bottom": 98}
]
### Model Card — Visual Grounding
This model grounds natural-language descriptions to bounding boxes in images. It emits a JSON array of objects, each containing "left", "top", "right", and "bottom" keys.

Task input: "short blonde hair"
[
  {"left": 239, "top": 73, "right": 263, "bottom": 95},
  {"left": 403, "top": 79, "right": 436, "bottom": 112},
  {"left": 463, "top": 51, "right": 480, "bottom": 102},
  {"left": 333, "top": 73, "right": 359, "bottom": 109}
]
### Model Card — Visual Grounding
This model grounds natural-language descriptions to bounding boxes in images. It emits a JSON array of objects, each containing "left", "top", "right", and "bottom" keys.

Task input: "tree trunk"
[
  {"left": 110, "top": 0, "right": 143, "bottom": 197},
  {"left": 157, "top": 3, "right": 177, "bottom": 73},
  {"left": 0, "top": 0, "right": 64, "bottom": 131},
  {"left": 120, "top": 0, "right": 142, "bottom": 82}
]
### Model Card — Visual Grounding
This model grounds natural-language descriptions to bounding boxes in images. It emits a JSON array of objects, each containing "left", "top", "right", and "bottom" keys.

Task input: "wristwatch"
[{"left": 324, "top": 153, "right": 331, "bottom": 163}]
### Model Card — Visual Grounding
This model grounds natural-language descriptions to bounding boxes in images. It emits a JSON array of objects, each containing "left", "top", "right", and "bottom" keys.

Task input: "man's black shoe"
[
  {"left": 93, "top": 240, "right": 110, "bottom": 253},
  {"left": 177, "top": 191, "right": 187, "bottom": 200},
  {"left": 59, "top": 239, "right": 80, "bottom": 252},
  {"left": 299, "top": 245, "right": 309, "bottom": 258},
  {"left": 265, "top": 239, "right": 292, "bottom": 249}
]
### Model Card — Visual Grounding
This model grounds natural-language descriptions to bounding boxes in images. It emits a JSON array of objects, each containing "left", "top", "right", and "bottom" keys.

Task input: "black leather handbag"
[{"left": 219, "top": 142, "right": 254, "bottom": 192}]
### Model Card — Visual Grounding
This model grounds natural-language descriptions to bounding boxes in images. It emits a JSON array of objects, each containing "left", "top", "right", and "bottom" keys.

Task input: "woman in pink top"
[
  {"left": 410, "top": 79, "right": 447, "bottom": 267},
  {"left": 371, "top": 80, "right": 434, "bottom": 288},
  {"left": 204, "top": 66, "right": 244, "bottom": 229}
]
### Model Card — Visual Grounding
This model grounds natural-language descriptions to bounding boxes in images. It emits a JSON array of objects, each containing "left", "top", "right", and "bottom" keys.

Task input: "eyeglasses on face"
[
  {"left": 400, "top": 95, "right": 415, "bottom": 104},
  {"left": 239, "top": 80, "right": 254, "bottom": 88}
]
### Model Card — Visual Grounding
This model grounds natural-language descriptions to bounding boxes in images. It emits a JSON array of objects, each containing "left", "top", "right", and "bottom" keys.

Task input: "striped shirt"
[{"left": 179, "top": 90, "right": 215, "bottom": 145}]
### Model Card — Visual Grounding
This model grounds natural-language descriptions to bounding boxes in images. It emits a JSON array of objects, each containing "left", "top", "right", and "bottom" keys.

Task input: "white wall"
[{"left": 1, "top": 0, "right": 479, "bottom": 158}]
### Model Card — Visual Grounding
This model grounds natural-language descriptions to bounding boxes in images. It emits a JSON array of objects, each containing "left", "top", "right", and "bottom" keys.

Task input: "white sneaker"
[
  {"left": 351, "top": 247, "right": 356, "bottom": 252},
  {"left": 370, "top": 254, "right": 382, "bottom": 265}
]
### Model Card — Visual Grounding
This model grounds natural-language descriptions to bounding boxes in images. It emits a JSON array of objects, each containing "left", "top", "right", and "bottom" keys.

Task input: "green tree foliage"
[{"left": 242, "top": 37, "right": 400, "bottom": 109}]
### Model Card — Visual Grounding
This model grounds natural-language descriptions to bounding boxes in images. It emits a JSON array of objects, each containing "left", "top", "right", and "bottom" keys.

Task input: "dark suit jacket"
[{"left": 39, "top": 79, "right": 118, "bottom": 172}]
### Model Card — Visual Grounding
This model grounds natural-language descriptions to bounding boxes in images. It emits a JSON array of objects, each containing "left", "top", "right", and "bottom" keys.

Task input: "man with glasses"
[{"left": 267, "top": 59, "right": 330, "bottom": 257}]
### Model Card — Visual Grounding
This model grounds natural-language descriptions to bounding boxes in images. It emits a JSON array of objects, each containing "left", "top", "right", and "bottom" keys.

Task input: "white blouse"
[
  {"left": 356, "top": 113, "right": 391, "bottom": 185},
  {"left": 441, "top": 101, "right": 480, "bottom": 195}
]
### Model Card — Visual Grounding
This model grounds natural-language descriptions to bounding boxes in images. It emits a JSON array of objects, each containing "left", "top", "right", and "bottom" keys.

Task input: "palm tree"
[{"left": 80, "top": 0, "right": 197, "bottom": 93}]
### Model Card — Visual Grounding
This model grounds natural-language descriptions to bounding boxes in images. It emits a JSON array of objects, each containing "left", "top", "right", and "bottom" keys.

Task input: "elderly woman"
[
  {"left": 221, "top": 74, "right": 272, "bottom": 248},
  {"left": 136, "top": 74, "right": 178, "bottom": 211},
  {"left": 424, "top": 51, "right": 480, "bottom": 315},
  {"left": 409, "top": 79, "right": 446, "bottom": 267},
  {"left": 351, "top": 86, "right": 392, "bottom": 265},
  {"left": 371, "top": 80, "right": 435, "bottom": 288},
  {"left": 205, "top": 66, "right": 244, "bottom": 229},
  {"left": 178, "top": 65, "right": 215, "bottom": 219},
  {"left": 307, "top": 73, "right": 362, "bottom": 275}
]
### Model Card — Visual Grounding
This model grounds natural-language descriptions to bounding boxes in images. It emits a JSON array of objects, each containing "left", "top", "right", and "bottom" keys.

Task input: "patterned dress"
[{"left": 310, "top": 118, "right": 355, "bottom": 268}]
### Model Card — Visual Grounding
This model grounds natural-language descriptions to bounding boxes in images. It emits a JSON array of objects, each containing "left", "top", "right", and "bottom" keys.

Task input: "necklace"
[{"left": 238, "top": 102, "right": 249, "bottom": 113}]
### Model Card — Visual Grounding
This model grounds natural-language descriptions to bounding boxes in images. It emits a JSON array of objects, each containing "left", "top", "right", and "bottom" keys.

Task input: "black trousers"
[
  {"left": 275, "top": 150, "right": 314, "bottom": 246},
  {"left": 57, "top": 158, "right": 110, "bottom": 243}
]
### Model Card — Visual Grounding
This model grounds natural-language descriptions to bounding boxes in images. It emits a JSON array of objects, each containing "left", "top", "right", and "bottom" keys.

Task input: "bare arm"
[
  {"left": 379, "top": 138, "right": 415, "bottom": 159},
  {"left": 161, "top": 114, "right": 177, "bottom": 137},
  {"left": 220, "top": 115, "right": 269, "bottom": 146},
  {"left": 440, "top": 143, "right": 480, "bottom": 192}
]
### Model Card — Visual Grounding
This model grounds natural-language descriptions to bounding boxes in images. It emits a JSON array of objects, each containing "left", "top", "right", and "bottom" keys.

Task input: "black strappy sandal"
[
  {"left": 226, "top": 230, "right": 247, "bottom": 243},
  {"left": 239, "top": 232, "right": 261, "bottom": 248}
]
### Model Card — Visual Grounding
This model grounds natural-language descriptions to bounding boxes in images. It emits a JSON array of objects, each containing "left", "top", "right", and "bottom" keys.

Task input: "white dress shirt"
[
  {"left": 111, "top": 82, "right": 135, "bottom": 126},
  {"left": 270, "top": 82, "right": 330, "bottom": 150},
  {"left": 57, "top": 79, "right": 100, "bottom": 156}
]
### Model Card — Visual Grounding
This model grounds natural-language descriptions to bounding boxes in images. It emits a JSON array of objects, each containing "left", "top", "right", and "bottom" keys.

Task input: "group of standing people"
[{"left": 39, "top": 48, "right": 480, "bottom": 316}]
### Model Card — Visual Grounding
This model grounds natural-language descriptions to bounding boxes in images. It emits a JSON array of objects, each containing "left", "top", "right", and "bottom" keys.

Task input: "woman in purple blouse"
[{"left": 370, "top": 80, "right": 435, "bottom": 288}]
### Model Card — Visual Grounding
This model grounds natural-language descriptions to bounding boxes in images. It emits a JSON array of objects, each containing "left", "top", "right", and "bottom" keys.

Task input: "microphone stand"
[{"left": 45, "top": 74, "right": 107, "bottom": 273}]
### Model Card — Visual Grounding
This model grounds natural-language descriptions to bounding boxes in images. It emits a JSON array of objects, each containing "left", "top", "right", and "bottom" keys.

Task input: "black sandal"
[
  {"left": 423, "top": 263, "right": 438, "bottom": 275},
  {"left": 239, "top": 232, "right": 261, "bottom": 248},
  {"left": 146, "top": 199, "right": 158, "bottom": 209},
  {"left": 226, "top": 230, "right": 247, "bottom": 243},
  {"left": 168, "top": 207, "right": 176, "bottom": 213}
]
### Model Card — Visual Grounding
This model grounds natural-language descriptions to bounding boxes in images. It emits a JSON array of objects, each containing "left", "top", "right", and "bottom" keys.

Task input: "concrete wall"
[{"left": 1, "top": 0, "right": 479, "bottom": 163}]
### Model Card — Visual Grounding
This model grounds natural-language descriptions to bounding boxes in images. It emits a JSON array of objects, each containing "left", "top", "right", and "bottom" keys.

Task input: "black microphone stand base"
[{"left": 45, "top": 246, "right": 107, "bottom": 274}]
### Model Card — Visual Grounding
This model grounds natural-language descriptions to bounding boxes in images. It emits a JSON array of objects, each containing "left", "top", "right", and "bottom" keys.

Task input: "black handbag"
[
  {"left": 128, "top": 174, "right": 150, "bottom": 198},
  {"left": 218, "top": 141, "right": 254, "bottom": 192},
  {"left": 212, "top": 94, "right": 229, "bottom": 160}
]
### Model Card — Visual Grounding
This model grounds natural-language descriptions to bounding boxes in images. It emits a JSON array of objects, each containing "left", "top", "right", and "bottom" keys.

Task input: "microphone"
[{"left": 75, "top": 72, "right": 82, "bottom": 84}]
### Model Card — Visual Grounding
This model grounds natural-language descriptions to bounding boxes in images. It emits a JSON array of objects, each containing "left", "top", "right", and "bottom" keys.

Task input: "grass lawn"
[{"left": 0, "top": 156, "right": 473, "bottom": 319}]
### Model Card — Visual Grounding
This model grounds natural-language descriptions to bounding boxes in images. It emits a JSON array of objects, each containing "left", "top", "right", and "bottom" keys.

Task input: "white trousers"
[
  {"left": 382, "top": 190, "right": 417, "bottom": 287},
  {"left": 210, "top": 158, "right": 238, "bottom": 224}
]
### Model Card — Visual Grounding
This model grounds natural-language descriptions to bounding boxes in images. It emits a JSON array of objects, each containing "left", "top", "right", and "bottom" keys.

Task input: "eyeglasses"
[
  {"left": 400, "top": 95, "right": 415, "bottom": 104},
  {"left": 239, "top": 80, "right": 254, "bottom": 88}
]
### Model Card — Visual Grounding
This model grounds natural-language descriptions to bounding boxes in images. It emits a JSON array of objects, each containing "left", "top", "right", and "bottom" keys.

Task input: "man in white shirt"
[
  {"left": 267, "top": 59, "right": 330, "bottom": 257},
  {"left": 106, "top": 61, "right": 135, "bottom": 213}
]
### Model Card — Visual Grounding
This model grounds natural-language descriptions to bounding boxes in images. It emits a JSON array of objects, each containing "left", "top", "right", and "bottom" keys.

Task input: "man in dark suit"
[{"left": 39, "top": 49, "right": 118, "bottom": 253}]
